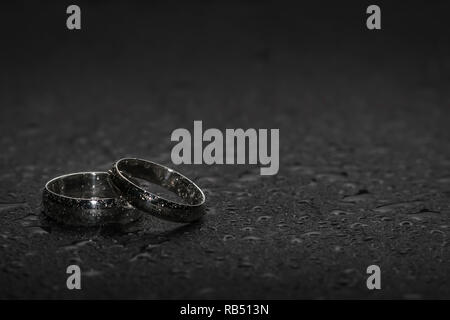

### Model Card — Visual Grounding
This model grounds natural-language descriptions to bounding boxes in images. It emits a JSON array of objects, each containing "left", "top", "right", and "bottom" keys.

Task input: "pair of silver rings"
[{"left": 42, "top": 158, "right": 206, "bottom": 226}]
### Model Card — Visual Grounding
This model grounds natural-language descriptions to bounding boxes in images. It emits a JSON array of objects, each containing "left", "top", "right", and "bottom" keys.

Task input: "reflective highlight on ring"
[
  {"left": 43, "top": 172, "right": 140, "bottom": 226},
  {"left": 109, "top": 158, "right": 206, "bottom": 223}
]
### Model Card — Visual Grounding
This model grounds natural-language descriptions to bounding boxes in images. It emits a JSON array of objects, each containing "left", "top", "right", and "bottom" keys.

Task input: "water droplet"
[
  {"left": 238, "top": 170, "right": 260, "bottom": 182},
  {"left": 242, "top": 236, "right": 262, "bottom": 242},
  {"left": 349, "top": 223, "right": 368, "bottom": 229},
  {"left": 374, "top": 201, "right": 423, "bottom": 214},
  {"left": 302, "top": 231, "right": 321, "bottom": 237},
  {"left": 84, "top": 269, "right": 102, "bottom": 277},
  {"left": 330, "top": 210, "right": 354, "bottom": 216},
  {"left": 196, "top": 287, "right": 215, "bottom": 296},
  {"left": 252, "top": 206, "right": 263, "bottom": 213},
  {"left": 68, "top": 256, "right": 82, "bottom": 264},
  {"left": 205, "top": 207, "right": 218, "bottom": 215},
  {"left": 261, "top": 272, "right": 279, "bottom": 279},
  {"left": 315, "top": 172, "right": 347, "bottom": 183},
  {"left": 342, "top": 190, "right": 372, "bottom": 203},
  {"left": 18, "top": 214, "right": 39, "bottom": 227},
  {"left": 437, "top": 177, "right": 450, "bottom": 184},
  {"left": 399, "top": 221, "right": 413, "bottom": 227},
  {"left": 222, "top": 235, "right": 235, "bottom": 241},
  {"left": 430, "top": 229, "right": 445, "bottom": 236},
  {"left": 27, "top": 226, "right": 49, "bottom": 236},
  {"left": 238, "top": 257, "right": 254, "bottom": 268},
  {"left": 277, "top": 223, "right": 289, "bottom": 230},
  {"left": 130, "top": 252, "right": 154, "bottom": 262},
  {"left": 0, "top": 202, "right": 27, "bottom": 212},
  {"left": 256, "top": 215, "right": 271, "bottom": 222},
  {"left": 61, "top": 239, "right": 94, "bottom": 251},
  {"left": 398, "top": 247, "right": 412, "bottom": 255}
]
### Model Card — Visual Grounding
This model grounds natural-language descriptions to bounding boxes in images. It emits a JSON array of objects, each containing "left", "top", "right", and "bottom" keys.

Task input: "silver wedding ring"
[
  {"left": 43, "top": 172, "right": 141, "bottom": 226},
  {"left": 42, "top": 159, "right": 206, "bottom": 226},
  {"left": 109, "top": 158, "right": 206, "bottom": 223}
]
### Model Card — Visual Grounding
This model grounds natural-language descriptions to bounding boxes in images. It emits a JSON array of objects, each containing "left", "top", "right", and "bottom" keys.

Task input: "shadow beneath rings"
[
  {"left": 114, "top": 219, "right": 204, "bottom": 247},
  {"left": 39, "top": 209, "right": 204, "bottom": 243}
]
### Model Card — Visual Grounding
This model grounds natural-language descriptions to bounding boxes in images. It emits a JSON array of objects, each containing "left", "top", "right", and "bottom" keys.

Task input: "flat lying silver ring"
[
  {"left": 109, "top": 158, "right": 206, "bottom": 223},
  {"left": 43, "top": 172, "right": 141, "bottom": 226}
]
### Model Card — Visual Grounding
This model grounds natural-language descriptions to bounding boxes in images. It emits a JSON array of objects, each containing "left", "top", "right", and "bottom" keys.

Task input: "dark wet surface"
[{"left": 0, "top": 2, "right": 450, "bottom": 298}]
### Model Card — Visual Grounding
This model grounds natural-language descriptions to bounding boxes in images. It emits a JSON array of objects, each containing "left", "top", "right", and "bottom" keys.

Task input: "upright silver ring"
[
  {"left": 43, "top": 172, "right": 141, "bottom": 226},
  {"left": 109, "top": 158, "right": 206, "bottom": 223}
]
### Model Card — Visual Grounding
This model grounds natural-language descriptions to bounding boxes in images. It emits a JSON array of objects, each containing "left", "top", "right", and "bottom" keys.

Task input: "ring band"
[
  {"left": 43, "top": 172, "right": 141, "bottom": 226},
  {"left": 109, "top": 158, "right": 206, "bottom": 223}
]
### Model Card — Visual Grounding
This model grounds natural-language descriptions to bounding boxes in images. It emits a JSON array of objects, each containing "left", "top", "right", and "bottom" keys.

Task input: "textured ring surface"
[
  {"left": 109, "top": 158, "right": 206, "bottom": 223},
  {"left": 43, "top": 171, "right": 141, "bottom": 226}
]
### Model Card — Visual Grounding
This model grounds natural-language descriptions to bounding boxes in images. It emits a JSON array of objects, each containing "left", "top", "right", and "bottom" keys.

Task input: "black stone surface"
[{"left": 0, "top": 1, "right": 450, "bottom": 299}]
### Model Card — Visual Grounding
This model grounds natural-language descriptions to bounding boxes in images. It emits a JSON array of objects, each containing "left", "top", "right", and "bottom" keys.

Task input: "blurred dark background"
[{"left": 0, "top": 1, "right": 450, "bottom": 299}]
